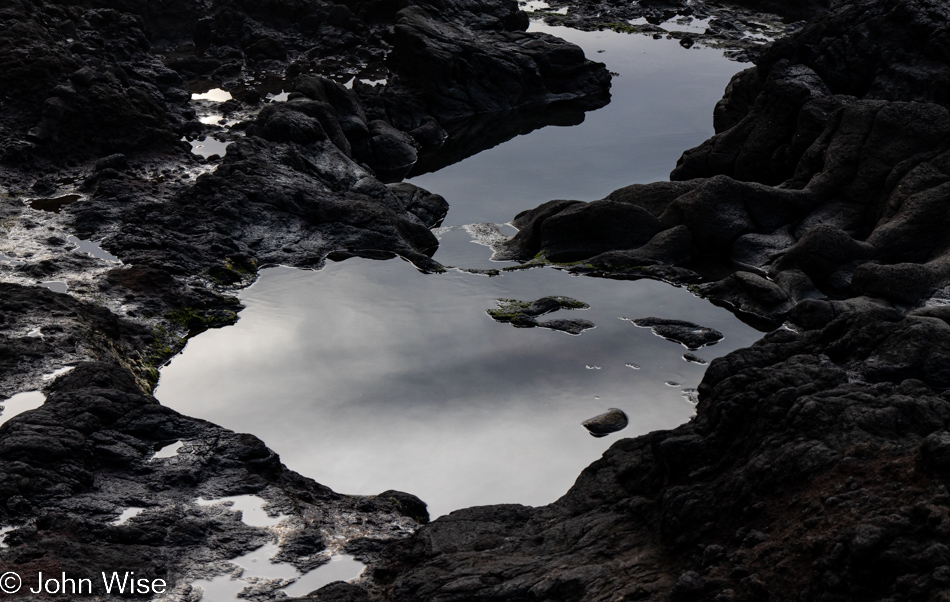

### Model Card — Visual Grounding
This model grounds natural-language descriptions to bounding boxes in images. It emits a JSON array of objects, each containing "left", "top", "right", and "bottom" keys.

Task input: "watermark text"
[{"left": 0, "top": 571, "right": 166, "bottom": 596}]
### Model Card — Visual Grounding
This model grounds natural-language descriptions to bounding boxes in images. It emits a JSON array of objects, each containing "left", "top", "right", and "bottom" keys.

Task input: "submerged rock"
[
  {"left": 582, "top": 408, "right": 629, "bottom": 437},
  {"left": 630, "top": 317, "right": 724, "bottom": 350}
]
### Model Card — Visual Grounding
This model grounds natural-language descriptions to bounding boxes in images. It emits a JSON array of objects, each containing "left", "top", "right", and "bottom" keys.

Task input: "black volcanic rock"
[
  {"left": 500, "top": 0, "right": 950, "bottom": 324},
  {"left": 726, "top": 0, "right": 839, "bottom": 20},
  {"left": 487, "top": 296, "right": 595, "bottom": 334}
]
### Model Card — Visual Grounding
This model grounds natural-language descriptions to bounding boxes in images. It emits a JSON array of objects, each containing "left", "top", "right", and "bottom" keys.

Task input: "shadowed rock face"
[
  {"left": 0, "top": 361, "right": 430, "bottom": 598},
  {"left": 4, "top": 0, "right": 947, "bottom": 599},
  {"left": 631, "top": 317, "right": 724, "bottom": 350}
]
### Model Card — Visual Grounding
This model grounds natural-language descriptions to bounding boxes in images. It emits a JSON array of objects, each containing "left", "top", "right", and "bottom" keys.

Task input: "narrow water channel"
[{"left": 156, "top": 25, "right": 757, "bottom": 520}]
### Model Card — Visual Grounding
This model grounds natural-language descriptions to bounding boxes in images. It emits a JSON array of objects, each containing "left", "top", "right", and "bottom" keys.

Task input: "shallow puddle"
[
  {"left": 150, "top": 440, "right": 184, "bottom": 460},
  {"left": 407, "top": 22, "right": 743, "bottom": 225},
  {"left": 40, "top": 281, "right": 67, "bottom": 294},
  {"left": 188, "top": 543, "right": 364, "bottom": 601},
  {"left": 184, "top": 137, "right": 232, "bottom": 158},
  {"left": 67, "top": 235, "right": 121, "bottom": 262},
  {"left": 158, "top": 236, "right": 763, "bottom": 518},
  {"left": 0, "top": 391, "right": 45, "bottom": 427},
  {"left": 111, "top": 507, "right": 145, "bottom": 526},
  {"left": 191, "top": 88, "right": 232, "bottom": 102}
]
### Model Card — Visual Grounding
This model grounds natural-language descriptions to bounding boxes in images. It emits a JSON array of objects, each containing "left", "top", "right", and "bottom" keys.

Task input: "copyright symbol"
[{"left": 0, "top": 572, "right": 20, "bottom": 594}]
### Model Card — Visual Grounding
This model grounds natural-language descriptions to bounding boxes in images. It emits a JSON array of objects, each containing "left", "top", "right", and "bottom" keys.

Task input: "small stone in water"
[
  {"left": 682, "top": 389, "right": 699, "bottom": 405},
  {"left": 665, "top": 381, "right": 680, "bottom": 387},
  {"left": 582, "top": 408, "right": 628, "bottom": 438},
  {"left": 683, "top": 353, "right": 707, "bottom": 365},
  {"left": 626, "top": 363, "right": 641, "bottom": 370}
]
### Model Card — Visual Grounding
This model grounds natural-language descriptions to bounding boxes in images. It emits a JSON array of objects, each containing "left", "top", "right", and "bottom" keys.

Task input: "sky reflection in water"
[
  {"left": 157, "top": 242, "right": 762, "bottom": 518},
  {"left": 156, "top": 27, "right": 752, "bottom": 518},
  {"left": 408, "top": 23, "right": 744, "bottom": 225}
]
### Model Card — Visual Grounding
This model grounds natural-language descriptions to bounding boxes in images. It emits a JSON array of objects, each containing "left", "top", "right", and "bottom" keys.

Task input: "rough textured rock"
[
  {"left": 498, "top": 0, "right": 950, "bottom": 326},
  {"left": 6, "top": 0, "right": 950, "bottom": 599},
  {"left": 0, "top": 362, "right": 427, "bottom": 598},
  {"left": 358, "top": 309, "right": 950, "bottom": 602},
  {"left": 344, "top": 2, "right": 950, "bottom": 601}
]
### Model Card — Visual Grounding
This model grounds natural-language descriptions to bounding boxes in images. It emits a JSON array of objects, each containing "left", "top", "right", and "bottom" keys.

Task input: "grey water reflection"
[
  {"left": 157, "top": 235, "right": 762, "bottom": 518},
  {"left": 157, "top": 27, "right": 750, "bottom": 518},
  {"left": 408, "top": 22, "right": 743, "bottom": 225}
]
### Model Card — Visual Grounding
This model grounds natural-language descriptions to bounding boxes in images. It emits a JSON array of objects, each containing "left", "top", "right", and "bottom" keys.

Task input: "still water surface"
[
  {"left": 157, "top": 26, "right": 754, "bottom": 519},
  {"left": 409, "top": 23, "right": 744, "bottom": 225}
]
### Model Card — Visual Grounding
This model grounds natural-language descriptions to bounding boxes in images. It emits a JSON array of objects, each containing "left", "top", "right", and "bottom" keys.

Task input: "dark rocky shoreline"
[
  {"left": 3, "top": 0, "right": 949, "bottom": 599},
  {"left": 366, "top": 1, "right": 950, "bottom": 600}
]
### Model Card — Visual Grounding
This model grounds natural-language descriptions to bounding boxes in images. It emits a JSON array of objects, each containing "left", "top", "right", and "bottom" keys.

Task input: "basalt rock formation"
[{"left": 361, "top": 306, "right": 950, "bottom": 601}]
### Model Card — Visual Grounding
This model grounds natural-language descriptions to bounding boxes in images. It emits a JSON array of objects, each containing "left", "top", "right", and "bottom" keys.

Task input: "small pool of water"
[
  {"left": 157, "top": 235, "right": 763, "bottom": 518},
  {"left": 156, "top": 27, "right": 754, "bottom": 519},
  {"left": 0, "top": 391, "right": 45, "bottom": 427},
  {"left": 195, "top": 495, "right": 288, "bottom": 528},
  {"left": 184, "top": 136, "right": 232, "bottom": 158}
]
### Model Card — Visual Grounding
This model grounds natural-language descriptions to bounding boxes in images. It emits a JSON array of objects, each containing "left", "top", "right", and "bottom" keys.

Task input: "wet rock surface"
[
  {"left": 0, "top": 362, "right": 427, "bottom": 599},
  {"left": 357, "top": 303, "right": 950, "bottom": 602},
  {"left": 497, "top": 0, "right": 950, "bottom": 326},
  {"left": 524, "top": 0, "right": 814, "bottom": 63},
  {"left": 630, "top": 317, "right": 725, "bottom": 350},
  {"left": 4, "top": 0, "right": 949, "bottom": 600}
]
